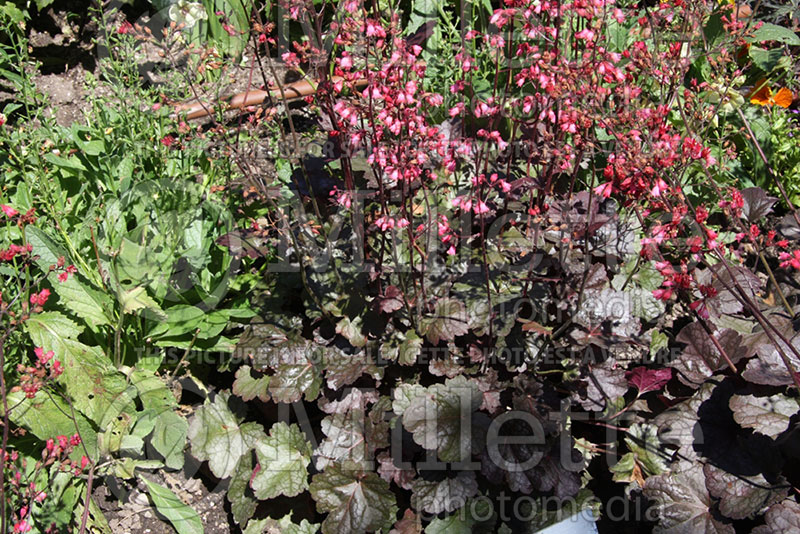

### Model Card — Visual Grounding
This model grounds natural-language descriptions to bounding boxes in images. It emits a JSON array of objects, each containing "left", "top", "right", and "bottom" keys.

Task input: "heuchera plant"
[{"left": 173, "top": 0, "right": 800, "bottom": 532}]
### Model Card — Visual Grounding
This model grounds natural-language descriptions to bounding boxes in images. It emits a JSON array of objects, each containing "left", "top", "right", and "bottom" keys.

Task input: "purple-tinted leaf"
[
  {"left": 701, "top": 265, "right": 763, "bottom": 317},
  {"left": 421, "top": 298, "right": 469, "bottom": 344},
  {"left": 389, "top": 509, "right": 421, "bottom": 534},
  {"left": 741, "top": 187, "right": 777, "bottom": 222},
  {"left": 743, "top": 329, "right": 800, "bottom": 386},
  {"left": 410, "top": 471, "right": 478, "bottom": 514},
  {"left": 574, "top": 359, "right": 628, "bottom": 411},
  {"left": 309, "top": 461, "right": 397, "bottom": 534},
  {"left": 473, "top": 369, "right": 504, "bottom": 414},
  {"left": 728, "top": 394, "right": 798, "bottom": 438},
  {"left": 671, "top": 323, "right": 749, "bottom": 387},
  {"left": 626, "top": 366, "right": 672, "bottom": 394},
  {"left": 378, "top": 285, "right": 404, "bottom": 313},
  {"left": 400, "top": 376, "right": 482, "bottom": 462},
  {"left": 703, "top": 464, "right": 787, "bottom": 520},
  {"left": 752, "top": 500, "right": 800, "bottom": 534},
  {"left": 315, "top": 392, "right": 388, "bottom": 470},
  {"left": 377, "top": 451, "right": 415, "bottom": 491},
  {"left": 324, "top": 349, "right": 382, "bottom": 390},
  {"left": 643, "top": 464, "right": 734, "bottom": 534},
  {"left": 269, "top": 360, "right": 322, "bottom": 403}
]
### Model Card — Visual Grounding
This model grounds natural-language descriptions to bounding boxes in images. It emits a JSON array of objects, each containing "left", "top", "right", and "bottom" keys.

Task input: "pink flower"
[
  {"left": 13, "top": 520, "right": 31, "bottom": 533},
  {"left": 117, "top": 21, "right": 133, "bottom": 35},
  {"left": 30, "top": 289, "right": 50, "bottom": 307},
  {"left": 594, "top": 182, "right": 613, "bottom": 198},
  {"left": 1, "top": 205, "right": 18, "bottom": 217},
  {"left": 160, "top": 135, "right": 175, "bottom": 148}
]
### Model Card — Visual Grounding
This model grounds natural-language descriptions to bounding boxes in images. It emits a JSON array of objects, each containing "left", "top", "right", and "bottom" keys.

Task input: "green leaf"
[
  {"left": 232, "top": 366, "right": 270, "bottom": 402},
  {"left": 244, "top": 515, "right": 319, "bottom": 534},
  {"left": 625, "top": 423, "right": 668, "bottom": 476},
  {"left": 26, "top": 312, "right": 134, "bottom": 427},
  {"left": 152, "top": 411, "right": 188, "bottom": 469},
  {"left": 424, "top": 498, "right": 495, "bottom": 534},
  {"left": 187, "top": 391, "right": 263, "bottom": 479},
  {"left": 401, "top": 376, "right": 482, "bottom": 462},
  {"left": 729, "top": 394, "right": 798, "bottom": 438},
  {"left": 119, "top": 286, "right": 167, "bottom": 320},
  {"left": 141, "top": 477, "right": 204, "bottom": 534},
  {"left": 310, "top": 461, "right": 397, "bottom": 534},
  {"left": 749, "top": 23, "right": 800, "bottom": 46},
  {"left": 229, "top": 453, "right": 257, "bottom": 526},
  {"left": 5, "top": 390, "right": 98, "bottom": 460},
  {"left": 24, "top": 226, "right": 113, "bottom": 327},
  {"left": 749, "top": 46, "right": 784, "bottom": 72},
  {"left": 251, "top": 422, "right": 312, "bottom": 500}
]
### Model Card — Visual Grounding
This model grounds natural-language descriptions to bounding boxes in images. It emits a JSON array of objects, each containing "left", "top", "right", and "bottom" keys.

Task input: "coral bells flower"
[
  {"left": 30, "top": 289, "right": 50, "bottom": 307},
  {"left": 117, "top": 21, "right": 133, "bottom": 34},
  {"left": 779, "top": 250, "right": 800, "bottom": 270},
  {"left": 13, "top": 520, "right": 31, "bottom": 533},
  {"left": 1, "top": 204, "right": 18, "bottom": 217},
  {"left": 58, "top": 265, "right": 77, "bottom": 282}
]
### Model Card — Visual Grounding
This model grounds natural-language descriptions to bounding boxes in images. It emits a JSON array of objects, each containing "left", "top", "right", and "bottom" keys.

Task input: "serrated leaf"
[
  {"left": 643, "top": 465, "right": 734, "bottom": 534},
  {"left": 229, "top": 454, "right": 257, "bottom": 526},
  {"left": 703, "top": 464, "right": 787, "bottom": 520},
  {"left": 310, "top": 461, "right": 398, "bottom": 534},
  {"left": 270, "top": 360, "right": 322, "bottom": 403},
  {"left": 729, "top": 394, "right": 798, "bottom": 438},
  {"left": 421, "top": 298, "right": 469, "bottom": 344},
  {"left": 187, "top": 391, "right": 263, "bottom": 479},
  {"left": 626, "top": 367, "right": 672, "bottom": 395},
  {"left": 244, "top": 514, "right": 319, "bottom": 534},
  {"left": 752, "top": 500, "right": 800, "bottom": 533},
  {"left": 141, "top": 477, "right": 203, "bottom": 534},
  {"left": 610, "top": 452, "right": 645, "bottom": 487},
  {"left": 402, "top": 376, "right": 482, "bottom": 461},
  {"left": 670, "top": 323, "right": 748, "bottom": 387},
  {"left": 26, "top": 312, "right": 134, "bottom": 427},
  {"left": 24, "top": 226, "right": 112, "bottom": 327},
  {"left": 382, "top": 331, "right": 423, "bottom": 366},
  {"left": 740, "top": 187, "right": 778, "bottom": 222},
  {"left": 336, "top": 316, "right": 367, "bottom": 348},
  {"left": 5, "top": 390, "right": 98, "bottom": 460},
  {"left": 232, "top": 366, "right": 270, "bottom": 402},
  {"left": 424, "top": 498, "right": 495, "bottom": 534},
  {"left": 625, "top": 423, "right": 669, "bottom": 476},
  {"left": 411, "top": 472, "right": 478, "bottom": 514},
  {"left": 251, "top": 422, "right": 312, "bottom": 500}
]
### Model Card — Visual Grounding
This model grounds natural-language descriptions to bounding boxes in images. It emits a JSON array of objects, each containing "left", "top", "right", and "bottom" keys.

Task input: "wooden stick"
[{"left": 174, "top": 76, "right": 366, "bottom": 120}]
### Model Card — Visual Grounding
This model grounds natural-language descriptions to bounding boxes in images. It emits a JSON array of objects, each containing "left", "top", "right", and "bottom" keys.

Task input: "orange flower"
[{"left": 749, "top": 81, "right": 794, "bottom": 108}]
